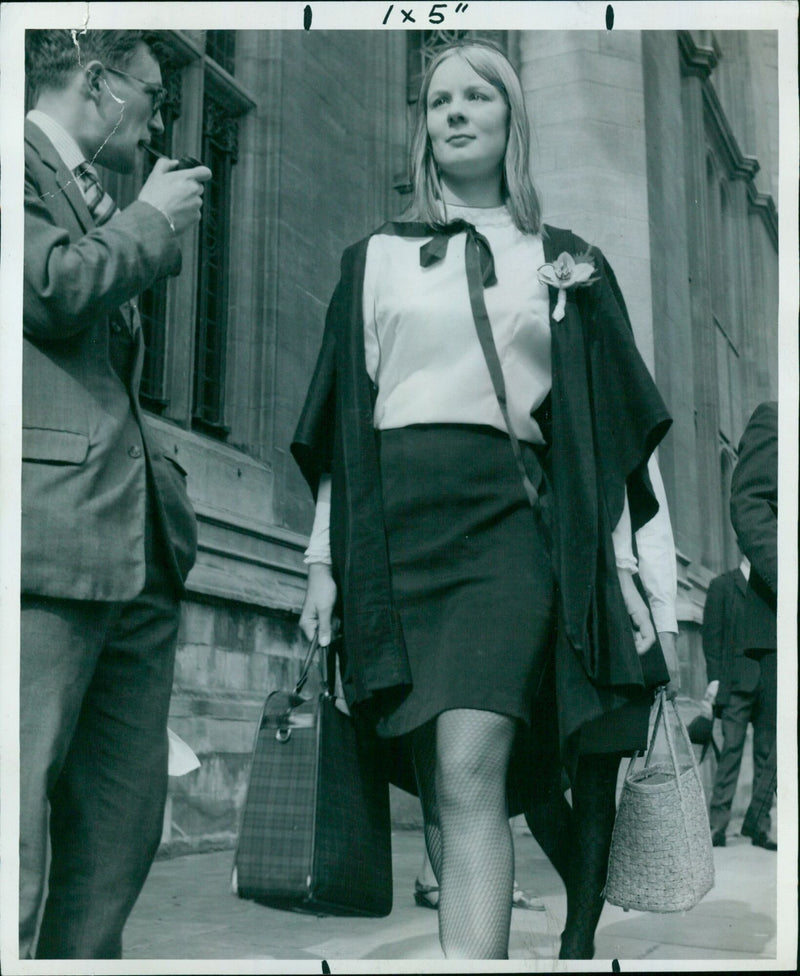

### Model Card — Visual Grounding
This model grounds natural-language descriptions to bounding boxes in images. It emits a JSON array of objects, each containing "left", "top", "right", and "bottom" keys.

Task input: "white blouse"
[{"left": 363, "top": 204, "right": 551, "bottom": 442}]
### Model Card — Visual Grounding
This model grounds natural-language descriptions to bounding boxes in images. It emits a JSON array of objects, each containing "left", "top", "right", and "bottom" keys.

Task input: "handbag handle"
[{"left": 294, "top": 634, "right": 336, "bottom": 698}]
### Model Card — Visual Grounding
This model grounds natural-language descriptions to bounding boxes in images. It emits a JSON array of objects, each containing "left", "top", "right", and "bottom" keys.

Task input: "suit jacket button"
[
  {"left": 111, "top": 320, "right": 123, "bottom": 334},
  {"left": 128, "top": 445, "right": 143, "bottom": 459}
]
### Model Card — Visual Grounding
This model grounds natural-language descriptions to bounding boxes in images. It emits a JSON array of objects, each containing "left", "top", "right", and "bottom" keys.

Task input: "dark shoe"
[
  {"left": 559, "top": 933, "right": 595, "bottom": 960},
  {"left": 711, "top": 830, "right": 726, "bottom": 847},
  {"left": 750, "top": 832, "right": 777, "bottom": 851},
  {"left": 413, "top": 878, "right": 439, "bottom": 909},
  {"left": 740, "top": 821, "right": 755, "bottom": 839}
]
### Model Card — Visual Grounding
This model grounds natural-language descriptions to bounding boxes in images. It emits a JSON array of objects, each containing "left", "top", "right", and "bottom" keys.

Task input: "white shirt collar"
[
  {"left": 27, "top": 109, "right": 88, "bottom": 172},
  {"left": 740, "top": 556, "right": 751, "bottom": 581},
  {"left": 441, "top": 203, "right": 514, "bottom": 229}
]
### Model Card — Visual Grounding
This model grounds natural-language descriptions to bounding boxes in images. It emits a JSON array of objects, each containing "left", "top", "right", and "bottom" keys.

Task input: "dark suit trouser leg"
[
  {"left": 742, "top": 651, "right": 777, "bottom": 838},
  {"left": 19, "top": 599, "right": 118, "bottom": 959},
  {"left": 24, "top": 507, "right": 181, "bottom": 959},
  {"left": 708, "top": 690, "right": 754, "bottom": 835}
]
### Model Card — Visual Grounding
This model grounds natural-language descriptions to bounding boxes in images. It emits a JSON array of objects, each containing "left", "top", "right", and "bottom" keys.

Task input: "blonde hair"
[{"left": 405, "top": 40, "right": 542, "bottom": 234}]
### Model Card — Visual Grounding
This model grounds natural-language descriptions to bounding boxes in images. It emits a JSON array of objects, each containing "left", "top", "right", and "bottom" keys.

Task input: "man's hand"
[
  {"left": 138, "top": 157, "right": 212, "bottom": 236},
  {"left": 617, "top": 567, "right": 656, "bottom": 655},
  {"left": 299, "top": 562, "right": 339, "bottom": 647},
  {"left": 698, "top": 678, "right": 719, "bottom": 717}
]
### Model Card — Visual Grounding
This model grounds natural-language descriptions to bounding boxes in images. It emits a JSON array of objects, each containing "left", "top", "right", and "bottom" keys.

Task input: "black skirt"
[{"left": 374, "top": 424, "right": 556, "bottom": 739}]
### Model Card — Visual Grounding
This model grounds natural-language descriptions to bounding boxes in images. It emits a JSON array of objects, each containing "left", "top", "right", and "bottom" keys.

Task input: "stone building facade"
[{"left": 82, "top": 29, "right": 778, "bottom": 849}]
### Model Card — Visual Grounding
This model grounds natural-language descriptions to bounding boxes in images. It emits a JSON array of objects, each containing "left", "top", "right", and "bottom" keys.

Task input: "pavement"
[{"left": 122, "top": 820, "right": 782, "bottom": 968}]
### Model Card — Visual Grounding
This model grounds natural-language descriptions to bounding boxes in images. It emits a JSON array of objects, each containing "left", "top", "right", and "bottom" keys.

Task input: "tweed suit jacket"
[
  {"left": 730, "top": 401, "right": 778, "bottom": 653},
  {"left": 22, "top": 119, "right": 197, "bottom": 600},
  {"left": 702, "top": 568, "right": 760, "bottom": 706}
]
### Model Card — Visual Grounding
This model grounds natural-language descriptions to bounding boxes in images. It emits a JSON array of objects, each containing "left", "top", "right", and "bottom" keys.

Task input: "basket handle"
[
  {"left": 661, "top": 689, "right": 710, "bottom": 892},
  {"left": 665, "top": 692, "right": 706, "bottom": 794},
  {"left": 643, "top": 686, "right": 667, "bottom": 768},
  {"left": 660, "top": 690, "right": 687, "bottom": 800}
]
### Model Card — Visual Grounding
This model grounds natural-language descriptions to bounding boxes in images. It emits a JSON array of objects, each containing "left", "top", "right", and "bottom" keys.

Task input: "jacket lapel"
[
  {"left": 735, "top": 568, "right": 748, "bottom": 596},
  {"left": 25, "top": 119, "right": 94, "bottom": 234},
  {"left": 26, "top": 118, "right": 143, "bottom": 357},
  {"left": 130, "top": 315, "right": 146, "bottom": 392}
]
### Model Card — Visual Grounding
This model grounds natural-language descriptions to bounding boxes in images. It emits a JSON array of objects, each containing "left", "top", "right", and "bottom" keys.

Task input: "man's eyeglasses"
[{"left": 104, "top": 66, "right": 168, "bottom": 117}]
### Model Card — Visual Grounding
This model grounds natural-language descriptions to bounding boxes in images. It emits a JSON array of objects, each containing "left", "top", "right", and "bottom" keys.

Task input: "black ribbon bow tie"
[{"left": 419, "top": 220, "right": 498, "bottom": 288}]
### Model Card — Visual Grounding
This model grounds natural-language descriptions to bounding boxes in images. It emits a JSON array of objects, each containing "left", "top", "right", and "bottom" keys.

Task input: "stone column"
[
  {"left": 518, "top": 30, "right": 655, "bottom": 368},
  {"left": 640, "top": 31, "right": 700, "bottom": 565},
  {"left": 679, "top": 38, "right": 724, "bottom": 572}
]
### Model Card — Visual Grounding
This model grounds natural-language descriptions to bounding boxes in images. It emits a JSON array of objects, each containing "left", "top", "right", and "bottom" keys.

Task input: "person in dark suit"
[
  {"left": 21, "top": 30, "right": 211, "bottom": 958},
  {"left": 702, "top": 560, "right": 773, "bottom": 847},
  {"left": 725, "top": 400, "right": 778, "bottom": 850}
]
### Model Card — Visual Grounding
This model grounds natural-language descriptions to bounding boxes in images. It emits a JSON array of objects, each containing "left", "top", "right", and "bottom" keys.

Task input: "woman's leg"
[
  {"left": 514, "top": 656, "right": 573, "bottom": 889},
  {"left": 433, "top": 708, "right": 517, "bottom": 958},
  {"left": 522, "top": 781, "right": 573, "bottom": 888},
  {"left": 411, "top": 720, "right": 443, "bottom": 883},
  {"left": 414, "top": 845, "right": 440, "bottom": 908},
  {"left": 559, "top": 752, "right": 621, "bottom": 960}
]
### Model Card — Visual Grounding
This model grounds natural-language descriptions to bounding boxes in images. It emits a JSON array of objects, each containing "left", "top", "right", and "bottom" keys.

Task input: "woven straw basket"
[{"left": 605, "top": 689, "right": 714, "bottom": 913}]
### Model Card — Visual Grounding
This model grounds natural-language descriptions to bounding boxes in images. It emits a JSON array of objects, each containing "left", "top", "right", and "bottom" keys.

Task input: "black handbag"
[{"left": 233, "top": 636, "right": 393, "bottom": 916}]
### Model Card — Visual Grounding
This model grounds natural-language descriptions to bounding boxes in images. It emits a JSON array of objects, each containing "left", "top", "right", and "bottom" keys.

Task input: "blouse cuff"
[
  {"left": 650, "top": 603, "right": 679, "bottom": 634},
  {"left": 303, "top": 474, "right": 332, "bottom": 565},
  {"left": 612, "top": 490, "right": 638, "bottom": 573}
]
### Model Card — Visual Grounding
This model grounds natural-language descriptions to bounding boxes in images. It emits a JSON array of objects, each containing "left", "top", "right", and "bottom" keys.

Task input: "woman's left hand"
[{"left": 617, "top": 568, "right": 656, "bottom": 655}]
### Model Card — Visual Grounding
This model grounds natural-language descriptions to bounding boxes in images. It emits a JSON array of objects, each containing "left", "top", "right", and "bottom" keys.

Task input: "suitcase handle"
[
  {"left": 267, "top": 637, "right": 338, "bottom": 744},
  {"left": 294, "top": 634, "right": 337, "bottom": 699}
]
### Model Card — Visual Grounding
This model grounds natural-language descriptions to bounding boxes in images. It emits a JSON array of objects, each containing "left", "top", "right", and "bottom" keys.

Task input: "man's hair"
[{"left": 25, "top": 29, "right": 161, "bottom": 97}]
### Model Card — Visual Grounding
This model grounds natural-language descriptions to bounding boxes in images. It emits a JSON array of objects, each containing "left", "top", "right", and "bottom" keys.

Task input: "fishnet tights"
[{"left": 412, "top": 709, "right": 516, "bottom": 959}]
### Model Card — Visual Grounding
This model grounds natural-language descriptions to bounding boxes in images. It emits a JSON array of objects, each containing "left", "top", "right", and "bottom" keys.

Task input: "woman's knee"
[{"left": 435, "top": 710, "right": 514, "bottom": 808}]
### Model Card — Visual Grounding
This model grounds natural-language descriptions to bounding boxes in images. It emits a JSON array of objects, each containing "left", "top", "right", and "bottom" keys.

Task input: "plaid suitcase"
[{"left": 234, "top": 638, "right": 393, "bottom": 916}]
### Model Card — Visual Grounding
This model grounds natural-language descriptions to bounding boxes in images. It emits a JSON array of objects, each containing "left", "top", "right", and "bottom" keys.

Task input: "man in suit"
[
  {"left": 21, "top": 30, "right": 211, "bottom": 958},
  {"left": 702, "top": 559, "right": 772, "bottom": 847},
  {"left": 722, "top": 401, "right": 778, "bottom": 851}
]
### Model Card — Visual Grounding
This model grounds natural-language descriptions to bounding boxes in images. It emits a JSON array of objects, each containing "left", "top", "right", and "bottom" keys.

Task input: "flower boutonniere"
[{"left": 537, "top": 251, "right": 599, "bottom": 321}]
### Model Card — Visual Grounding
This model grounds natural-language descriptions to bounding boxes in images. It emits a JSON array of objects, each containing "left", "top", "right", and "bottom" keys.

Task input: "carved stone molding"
[
  {"left": 747, "top": 185, "right": 779, "bottom": 249},
  {"left": 702, "top": 81, "right": 760, "bottom": 183},
  {"left": 680, "top": 30, "right": 777, "bottom": 251},
  {"left": 678, "top": 30, "right": 719, "bottom": 79}
]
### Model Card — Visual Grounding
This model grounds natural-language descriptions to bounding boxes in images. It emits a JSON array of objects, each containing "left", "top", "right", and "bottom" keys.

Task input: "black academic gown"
[{"left": 292, "top": 222, "right": 672, "bottom": 763}]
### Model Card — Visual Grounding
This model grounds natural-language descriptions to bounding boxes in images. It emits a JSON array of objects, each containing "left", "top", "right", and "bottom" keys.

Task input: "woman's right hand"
[
  {"left": 299, "top": 562, "right": 339, "bottom": 646},
  {"left": 617, "top": 567, "right": 656, "bottom": 656}
]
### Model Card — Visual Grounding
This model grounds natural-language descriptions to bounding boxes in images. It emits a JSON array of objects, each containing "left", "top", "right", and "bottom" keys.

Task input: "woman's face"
[{"left": 426, "top": 54, "right": 509, "bottom": 186}]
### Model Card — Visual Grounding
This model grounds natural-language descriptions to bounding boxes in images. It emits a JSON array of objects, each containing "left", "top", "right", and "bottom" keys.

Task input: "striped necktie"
[{"left": 73, "top": 163, "right": 117, "bottom": 226}]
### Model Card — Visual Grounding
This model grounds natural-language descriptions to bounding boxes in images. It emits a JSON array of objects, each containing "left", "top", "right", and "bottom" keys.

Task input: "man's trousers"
[
  {"left": 19, "top": 501, "right": 181, "bottom": 959},
  {"left": 709, "top": 651, "right": 777, "bottom": 838}
]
